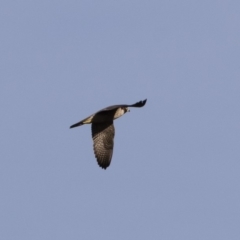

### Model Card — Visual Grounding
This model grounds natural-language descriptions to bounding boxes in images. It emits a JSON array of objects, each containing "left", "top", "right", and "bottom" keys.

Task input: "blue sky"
[{"left": 1, "top": 1, "right": 240, "bottom": 239}]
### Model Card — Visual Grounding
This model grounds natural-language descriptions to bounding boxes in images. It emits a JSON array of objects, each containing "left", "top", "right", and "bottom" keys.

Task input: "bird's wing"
[
  {"left": 98, "top": 99, "right": 147, "bottom": 112},
  {"left": 70, "top": 114, "right": 94, "bottom": 128},
  {"left": 128, "top": 99, "right": 147, "bottom": 108},
  {"left": 91, "top": 122, "right": 115, "bottom": 169}
]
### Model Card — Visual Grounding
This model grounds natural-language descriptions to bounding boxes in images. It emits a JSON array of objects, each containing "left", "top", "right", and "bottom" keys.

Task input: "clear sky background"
[{"left": 1, "top": 1, "right": 240, "bottom": 239}]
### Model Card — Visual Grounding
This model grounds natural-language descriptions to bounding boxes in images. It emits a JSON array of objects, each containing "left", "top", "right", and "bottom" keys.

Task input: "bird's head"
[{"left": 123, "top": 107, "right": 130, "bottom": 114}]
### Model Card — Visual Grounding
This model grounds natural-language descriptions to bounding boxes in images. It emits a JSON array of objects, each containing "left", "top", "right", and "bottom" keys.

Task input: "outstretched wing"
[
  {"left": 91, "top": 122, "right": 115, "bottom": 169},
  {"left": 128, "top": 99, "right": 147, "bottom": 108},
  {"left": 69, "top": 114, "right": 94, "bottom": 128},
  {"left": 98, "top": 99, "right": 147, "bottom": 112}
]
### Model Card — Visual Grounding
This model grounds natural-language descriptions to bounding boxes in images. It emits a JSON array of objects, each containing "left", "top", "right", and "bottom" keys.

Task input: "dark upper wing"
[
  {"left": 128, "top": 99, "right": 147, "bottom": 108},
  {"left": 97, "top": 99, "right": 147, "bottom": 112},
  {"left": 91, "top": 122, "right": 115, "bottom": 169}
]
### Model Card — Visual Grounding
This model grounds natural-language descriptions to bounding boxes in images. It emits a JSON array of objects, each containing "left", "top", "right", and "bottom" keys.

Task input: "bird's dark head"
[{"left": 123, "top": 107, "right": 130, "bottom": 114}]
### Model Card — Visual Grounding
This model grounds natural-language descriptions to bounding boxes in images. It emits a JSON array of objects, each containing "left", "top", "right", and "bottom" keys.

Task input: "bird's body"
[{"left": 70, "top": 99, "right": 147, "bottom": 169}]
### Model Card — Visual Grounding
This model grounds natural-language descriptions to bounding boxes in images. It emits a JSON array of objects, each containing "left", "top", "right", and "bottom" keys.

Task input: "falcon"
[{"left": 70, "top": 99, "right": 147, "bottom": 169}]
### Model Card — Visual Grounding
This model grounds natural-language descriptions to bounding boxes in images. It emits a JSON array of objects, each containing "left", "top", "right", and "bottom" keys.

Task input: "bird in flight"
[{"left": 70, "top": 99, "right": 147, "bottom": 169}]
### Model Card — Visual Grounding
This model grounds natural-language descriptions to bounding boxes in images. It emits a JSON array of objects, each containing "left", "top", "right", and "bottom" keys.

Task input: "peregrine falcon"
[{"left": 70, "top": 99, "right": 147, "bottom": 169}]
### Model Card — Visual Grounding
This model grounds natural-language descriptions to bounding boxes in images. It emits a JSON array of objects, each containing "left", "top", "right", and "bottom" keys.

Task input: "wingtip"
[
  {"left": 131, "top": 99, "right": 147, "bottom": 107},
  {"left": 139, "top": 99, "right": 147, "bottom": 105},
  {"left": 69, "top": 122, "right": 83, "bottom": 129},
  {"left": 97, "top": 161, "right": 110, "bottom": 170},
  {"left": 100, "top": 166, "right": 108, "bottom": 170}
]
